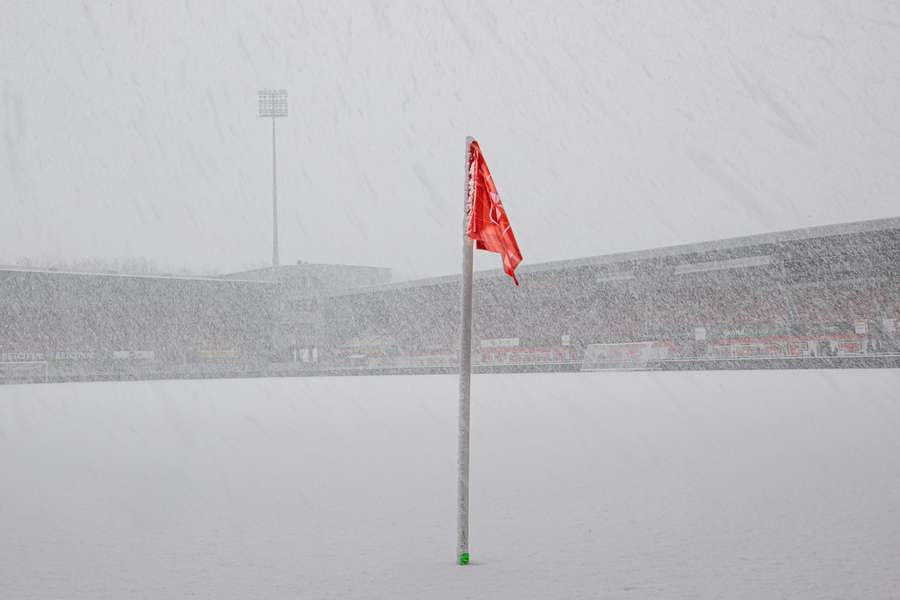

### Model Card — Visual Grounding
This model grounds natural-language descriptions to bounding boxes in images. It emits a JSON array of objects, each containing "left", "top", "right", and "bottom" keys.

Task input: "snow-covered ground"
[{"left": 1, "top": 371, "right": 899, "bottom": 598}]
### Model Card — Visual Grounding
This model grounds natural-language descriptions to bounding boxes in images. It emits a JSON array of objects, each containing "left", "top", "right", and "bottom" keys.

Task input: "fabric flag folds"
[{"left": 466, "top": 140, "right": 523, "bottom": 285}]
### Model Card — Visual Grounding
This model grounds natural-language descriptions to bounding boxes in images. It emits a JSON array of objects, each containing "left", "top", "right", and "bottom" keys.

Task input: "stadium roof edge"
[
  {"left": 3, "top": 216, "right": 896, "bottom": 294},
  {"left": 523, "top": 215, "right": 900, "bottom": 274},
  {"left": 322, "top": 215, "right": 900, "bottom": 297},
  {"left": 0, "top": 265, "right": 277, "bottom": 285},
  {"left": 224, "top": 262, "right": 389, "bottom": 276}
]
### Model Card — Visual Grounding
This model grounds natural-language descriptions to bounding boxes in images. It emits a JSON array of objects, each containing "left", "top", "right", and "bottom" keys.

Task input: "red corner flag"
[{"left": 466, "top": 140, "right": 523, "bottom": 285}]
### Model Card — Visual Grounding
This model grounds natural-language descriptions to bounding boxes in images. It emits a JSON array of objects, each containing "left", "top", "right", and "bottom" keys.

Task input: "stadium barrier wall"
[{"left": 4, "top": 354, "right": 900, "bottom": 386}]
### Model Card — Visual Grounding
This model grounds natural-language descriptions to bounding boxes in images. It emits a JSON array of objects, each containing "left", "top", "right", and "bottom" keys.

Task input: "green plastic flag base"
[{"left": 458, "top": 552, "right": 470, "bottom": 565}]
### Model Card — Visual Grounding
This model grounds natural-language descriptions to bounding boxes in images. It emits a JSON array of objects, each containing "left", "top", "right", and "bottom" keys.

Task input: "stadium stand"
[
  {"left": 313, "top": 216, "right": 900, "bottom": 371},
  {"left": 0, "top": 269, "right": 278, "bottom": 381},
  {"left": 1, "top": 217, "right": 898, "bottom": 383}
]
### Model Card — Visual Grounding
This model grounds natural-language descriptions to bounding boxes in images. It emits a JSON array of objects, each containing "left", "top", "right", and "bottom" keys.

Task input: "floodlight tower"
[{"left": 258, "top": 89, "right": 288, "bottom": 267}]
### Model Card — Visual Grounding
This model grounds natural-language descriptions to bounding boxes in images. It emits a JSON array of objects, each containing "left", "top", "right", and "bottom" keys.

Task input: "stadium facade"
[{"left": 1, "top": 217, "right": 898, "bottom": 383}]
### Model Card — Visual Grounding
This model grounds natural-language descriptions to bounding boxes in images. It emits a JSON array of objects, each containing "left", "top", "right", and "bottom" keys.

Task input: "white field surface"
[{"left": 1, "top": 371, "right": 899, "bottom": 599}]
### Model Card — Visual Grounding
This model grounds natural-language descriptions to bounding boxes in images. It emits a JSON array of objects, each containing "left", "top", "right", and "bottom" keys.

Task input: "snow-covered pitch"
[{"left": 2, "top": 371, "right": 899, "bottom": 598}]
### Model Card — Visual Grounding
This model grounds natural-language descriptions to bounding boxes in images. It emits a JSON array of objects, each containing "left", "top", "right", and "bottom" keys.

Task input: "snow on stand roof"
[
  {"left": 2, "top": 216, "right": 897, "bottom": 294},
  {"left": 0, "top": 261, "right": 391, "bottom": 292},
  {"left": 321, "top": 216, "right": 900, "bottom": 298},
  {"left": 0, "top": 265, "right": 275, "bottom": 286}
]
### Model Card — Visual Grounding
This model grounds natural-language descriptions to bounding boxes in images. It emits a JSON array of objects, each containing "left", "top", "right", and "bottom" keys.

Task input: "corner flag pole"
[{"left": 457, "top": 136, "right": 475, "bottom": 566}]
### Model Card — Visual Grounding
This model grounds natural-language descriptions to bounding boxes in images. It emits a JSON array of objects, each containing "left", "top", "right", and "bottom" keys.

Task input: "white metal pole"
[
  {"left": 457, "top": 136, "right": 475, "bottom": 565},
  {"left": 272, "top": 116, "right": 280, "bottom": 268}
]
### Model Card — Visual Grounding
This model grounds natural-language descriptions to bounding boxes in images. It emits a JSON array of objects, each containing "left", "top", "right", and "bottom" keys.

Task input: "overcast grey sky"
[{"left": 2, "top": 1, "right": 898, "bottom": 279}]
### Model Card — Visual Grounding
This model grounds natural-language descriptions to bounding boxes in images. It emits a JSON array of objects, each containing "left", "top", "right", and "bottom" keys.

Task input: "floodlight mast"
[{"left": 258, "top": 89, "right": 288, "bottom": 268}]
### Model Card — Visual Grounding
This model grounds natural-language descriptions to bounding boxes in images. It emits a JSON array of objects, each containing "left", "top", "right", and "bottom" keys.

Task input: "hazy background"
[{"left": 2, "top": 1, "right": 898, "bottom": 279}]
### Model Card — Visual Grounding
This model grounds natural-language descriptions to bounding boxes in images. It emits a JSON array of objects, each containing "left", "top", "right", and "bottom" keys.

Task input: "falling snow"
[{"left": 2, "top": 2, "right": 900, "bottom": 597}]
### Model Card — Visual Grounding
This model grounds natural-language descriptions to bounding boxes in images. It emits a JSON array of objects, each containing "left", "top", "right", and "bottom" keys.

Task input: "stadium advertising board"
[
  {"left": 1, "top": 352, "right": 45, "bottom": 362},
  {"left": 582, "top": 341, "right": 671, "bottom": 369},
  {"left": 480, "top": 338, "right": 519, "bottom": 348},
  {"left": 51, "top": 351, "right": 95, "bottom": 360},
  {"left": 198, "top": 349, "right": 239, "bottom": 360},
  {"left": 113, "top": 350, "right": 156, "bottom": 360},
  {"left": 718, "top": 326, "right": 786, "bottom": 339},
  {"left": 1, "top": 351, "right": 95, "bottom": 362}
]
